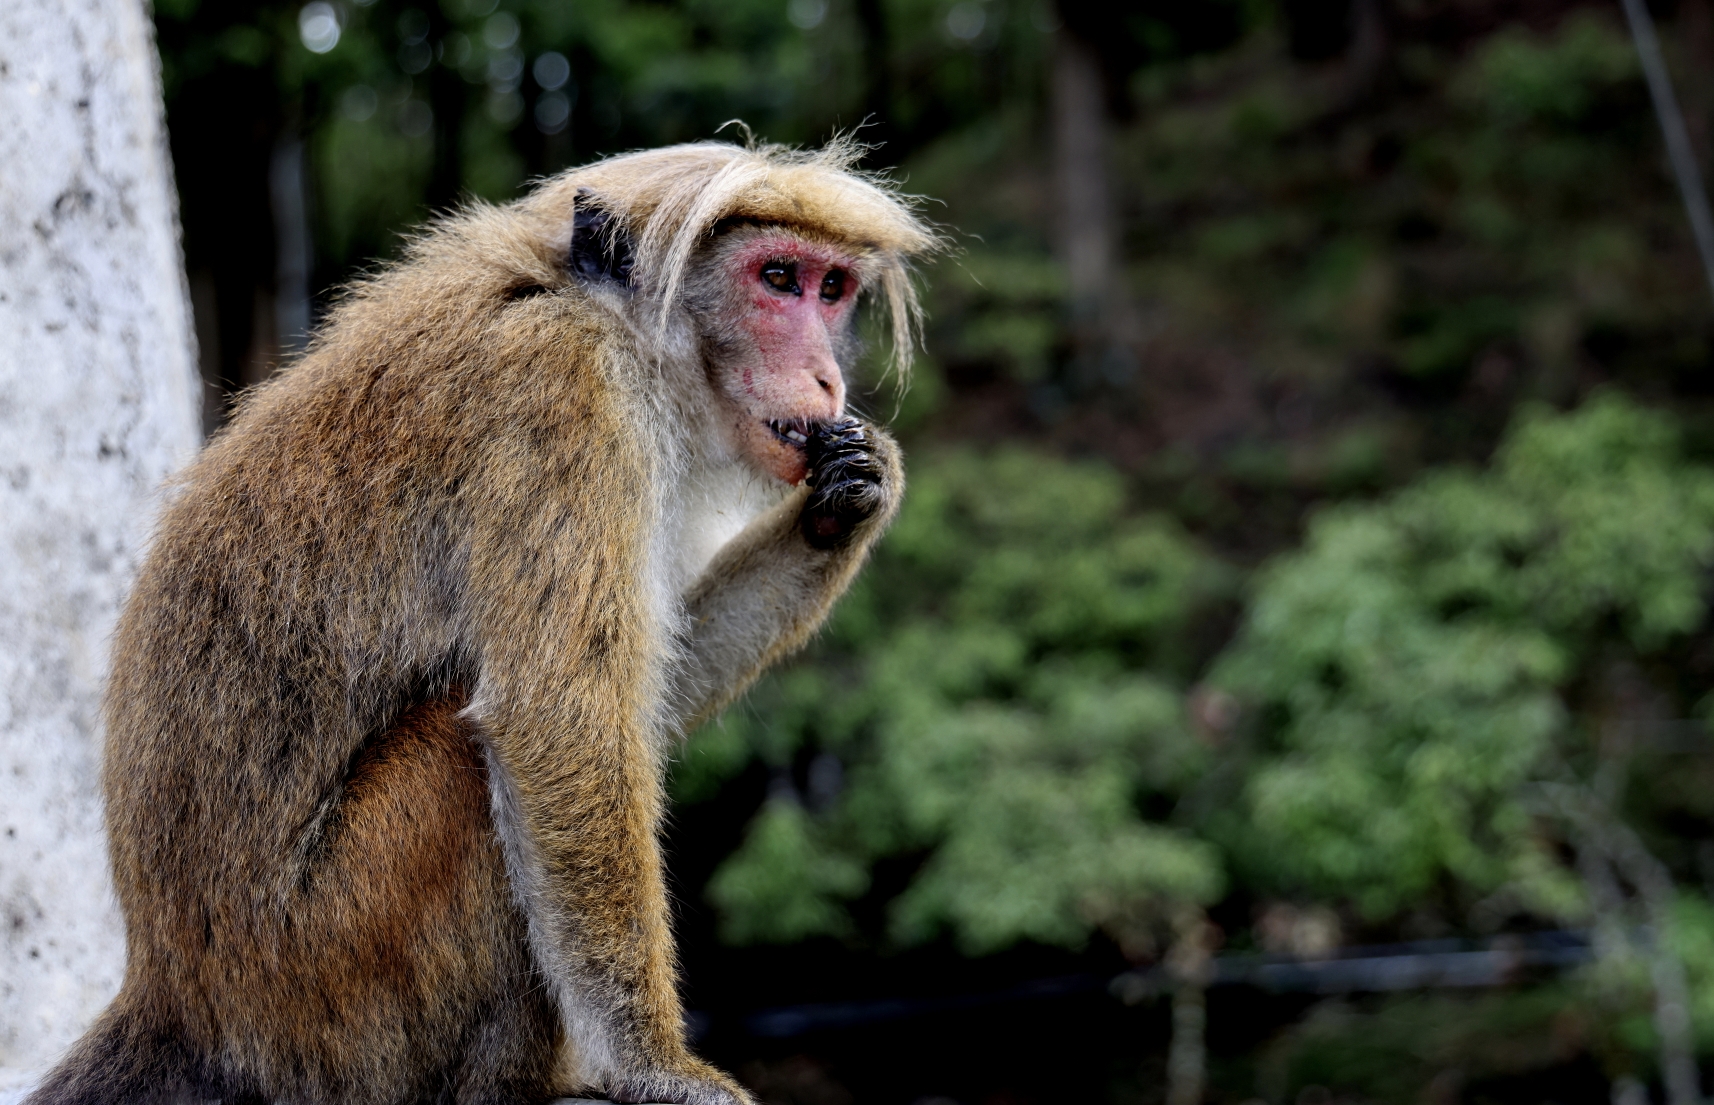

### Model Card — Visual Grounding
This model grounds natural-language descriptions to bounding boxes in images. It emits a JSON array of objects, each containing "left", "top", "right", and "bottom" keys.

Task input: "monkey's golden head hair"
[{"left": 539, "top": 135, "right": 943, "bottom": 374}]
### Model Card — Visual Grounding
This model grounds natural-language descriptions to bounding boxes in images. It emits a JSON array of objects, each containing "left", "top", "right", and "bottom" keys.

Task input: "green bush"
[{"left": 1215, "top": 394, "right": 1714, "bottom": 918}]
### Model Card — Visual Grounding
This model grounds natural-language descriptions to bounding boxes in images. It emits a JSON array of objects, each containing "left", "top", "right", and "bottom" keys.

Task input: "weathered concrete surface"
[{"left": 0, "top": 0, "right": 202, "bottom": 1089}]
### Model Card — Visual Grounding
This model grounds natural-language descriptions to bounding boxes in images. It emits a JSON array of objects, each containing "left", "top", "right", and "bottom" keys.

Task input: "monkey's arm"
[
  {"left": 464, "top": 390, "right": 759, "bottom": 1105},
  {"left": 668, "top": 420, "right": 902, "bottom": 735}
]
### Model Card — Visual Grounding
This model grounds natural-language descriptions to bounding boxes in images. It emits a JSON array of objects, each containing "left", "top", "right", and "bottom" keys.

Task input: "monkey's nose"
[{"left": 810, "top": 356, "right": 845, "bottom": 412}]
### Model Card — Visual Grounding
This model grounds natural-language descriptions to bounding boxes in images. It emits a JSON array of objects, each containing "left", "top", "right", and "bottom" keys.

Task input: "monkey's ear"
[{"left": 569, "top": 191, "right": 636, "bottom": 287}]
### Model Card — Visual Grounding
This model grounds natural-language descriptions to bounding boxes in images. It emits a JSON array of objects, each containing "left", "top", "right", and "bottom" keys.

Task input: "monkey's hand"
[
  {"left": 799, "top": 418, "right": 899, "bottom": 551},
  {"left": 608, "top": 1060, "right": 756, "bottom": 1105}
]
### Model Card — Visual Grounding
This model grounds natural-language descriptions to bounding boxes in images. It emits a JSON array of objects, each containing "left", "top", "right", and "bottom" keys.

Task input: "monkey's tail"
[{"left": 24, "top": 1000, "right": 201, "bottom": 1105}]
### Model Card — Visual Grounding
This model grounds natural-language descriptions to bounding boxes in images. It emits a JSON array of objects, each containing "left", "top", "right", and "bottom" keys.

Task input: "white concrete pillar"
[{"left": 0, "top": 0, "right": 201, "bottom": 1095}]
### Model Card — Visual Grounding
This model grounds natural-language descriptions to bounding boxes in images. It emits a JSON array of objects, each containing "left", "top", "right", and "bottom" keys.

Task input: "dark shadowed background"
[{"left": 151, "top": 0, "right": 1714, "bottom": 1102}]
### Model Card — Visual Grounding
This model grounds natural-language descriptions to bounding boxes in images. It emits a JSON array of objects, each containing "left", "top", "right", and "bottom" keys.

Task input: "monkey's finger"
[
  {"left": 809, "top": 477, "right": 878, "bottom": 510},
  {"left": 811, "top": 457, "right": 882, "bottom": 493},
  {"left": 809, "top": 438, "right": 884, "bottom": 485},
  {"left": 804, "top": 419, "right": 868, "bottom": 470}
]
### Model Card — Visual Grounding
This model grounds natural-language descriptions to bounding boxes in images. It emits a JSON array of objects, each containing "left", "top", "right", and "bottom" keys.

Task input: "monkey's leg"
[
  {"left": 475, "top": 703, "right": 749, "bottom": 1105},
  {"left": 470, "top": 619, "right": 754, "bottom": 1101},
  {"left": 448, "top": 367, "right": 758, "bottom": 1105},
  {"left": 667, "top": 420, "right": 904, "bottom": 734}
]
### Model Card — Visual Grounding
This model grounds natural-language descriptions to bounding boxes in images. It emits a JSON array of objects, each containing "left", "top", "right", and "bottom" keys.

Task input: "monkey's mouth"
[
  {"left": 767, "top": 418, "right": 815, "bottom": 449},
  {"left": 748, "top": 417, "right": 823, "bottom": 484}
]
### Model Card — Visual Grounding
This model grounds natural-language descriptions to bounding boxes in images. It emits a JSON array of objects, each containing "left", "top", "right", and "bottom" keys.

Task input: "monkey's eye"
[
  {"left": 760, "top": 261, "right": 799, "bottom": 295},
  {"left": 819, "top": 269, "right": 847, "bottom": 303}
]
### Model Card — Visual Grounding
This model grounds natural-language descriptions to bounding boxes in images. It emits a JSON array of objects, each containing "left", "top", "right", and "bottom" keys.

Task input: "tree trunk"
[
  {"left": 1051, "top": 28, "right": 1114, "bottom": 345},
  {"left": 270, "top": 135, "right": 313, "bottom": 356},
  {"left": 1166, "top": 979, "right": 1208, "bottom": 1105},
  {"left": 1165, "top": 910, "right": 1217, "bottom": 1105},
  {"left": 1051, "top": 28, "right": 1140, "bottom": 393},
  {"left": 1338, "top": 0, "right": 1389, "bottom": 107},
  {"left": 0, "top": 0, "right": 201, "bottom": 1089}
]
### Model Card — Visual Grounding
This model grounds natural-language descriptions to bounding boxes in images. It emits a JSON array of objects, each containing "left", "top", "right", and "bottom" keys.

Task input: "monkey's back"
[{"left": 94, "top": 271, "right": 626, "bottom": 1100}]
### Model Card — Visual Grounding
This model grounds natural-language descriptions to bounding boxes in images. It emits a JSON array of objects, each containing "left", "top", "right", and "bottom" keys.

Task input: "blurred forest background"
[{"left": 152, "top": 0, "right": 1714, "bottom": 1101}]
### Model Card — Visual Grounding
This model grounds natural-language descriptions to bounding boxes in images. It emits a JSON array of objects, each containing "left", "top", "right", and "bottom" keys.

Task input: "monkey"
[{"left": 28, "top": 138, "right": 939, "bottom": 1105}]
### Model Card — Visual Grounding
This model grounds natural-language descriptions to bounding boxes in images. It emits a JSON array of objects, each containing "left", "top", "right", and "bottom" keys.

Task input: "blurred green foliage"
[
  {"left": 1213, "top": 394, "right": 1714, "bottom": 917},
  {"left": 1138, "top": 11, "right": 1652, "bottom": 379},
  {"left": 686, "top": 394, "right": 1714, "bottom": 1101},
  {"left": 694, "top": 395, "right": 1714, "bottom": 953}
]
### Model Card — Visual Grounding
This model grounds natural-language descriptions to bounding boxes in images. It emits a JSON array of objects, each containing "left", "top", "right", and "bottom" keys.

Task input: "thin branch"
[
  {"left": 1620, "top": 0, "right": 1714, "bottom": 305},
  {"left": 1538, "top": 779, "right": 1704, "bottom": 1105}
]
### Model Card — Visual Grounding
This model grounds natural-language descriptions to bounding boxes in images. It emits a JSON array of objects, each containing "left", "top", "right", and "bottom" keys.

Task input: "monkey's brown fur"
[{"left": 30, "top": 140, "right": 937, "bottom": 1105}]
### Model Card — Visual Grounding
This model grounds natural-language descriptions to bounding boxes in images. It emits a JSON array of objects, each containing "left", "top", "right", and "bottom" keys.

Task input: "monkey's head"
[
  {"left": 533, "top": 137, "right": 942, "bottom": 485},
  {"left": 693, "top": 222, "right": 866, "bottom": 484}
]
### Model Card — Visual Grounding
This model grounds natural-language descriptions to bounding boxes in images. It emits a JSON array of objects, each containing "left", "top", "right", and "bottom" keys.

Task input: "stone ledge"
[{"left": 0, "top": 1082, "right": 655, "bottom": 1105}]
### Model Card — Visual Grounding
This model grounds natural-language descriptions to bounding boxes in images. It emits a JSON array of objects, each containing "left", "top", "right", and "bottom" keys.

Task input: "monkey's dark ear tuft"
[{"left": 570, "top": 192, "right": 636, "bottom": 288}]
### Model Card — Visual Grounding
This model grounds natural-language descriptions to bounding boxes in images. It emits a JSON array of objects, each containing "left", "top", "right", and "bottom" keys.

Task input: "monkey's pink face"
[{"left": 716, "top": 235, "right": 859, "bottom": 484}]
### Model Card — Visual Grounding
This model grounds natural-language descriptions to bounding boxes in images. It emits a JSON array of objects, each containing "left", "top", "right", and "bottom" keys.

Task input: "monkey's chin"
[{"left": 741, "top": 418, "right": 811, "bottom": 484}]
